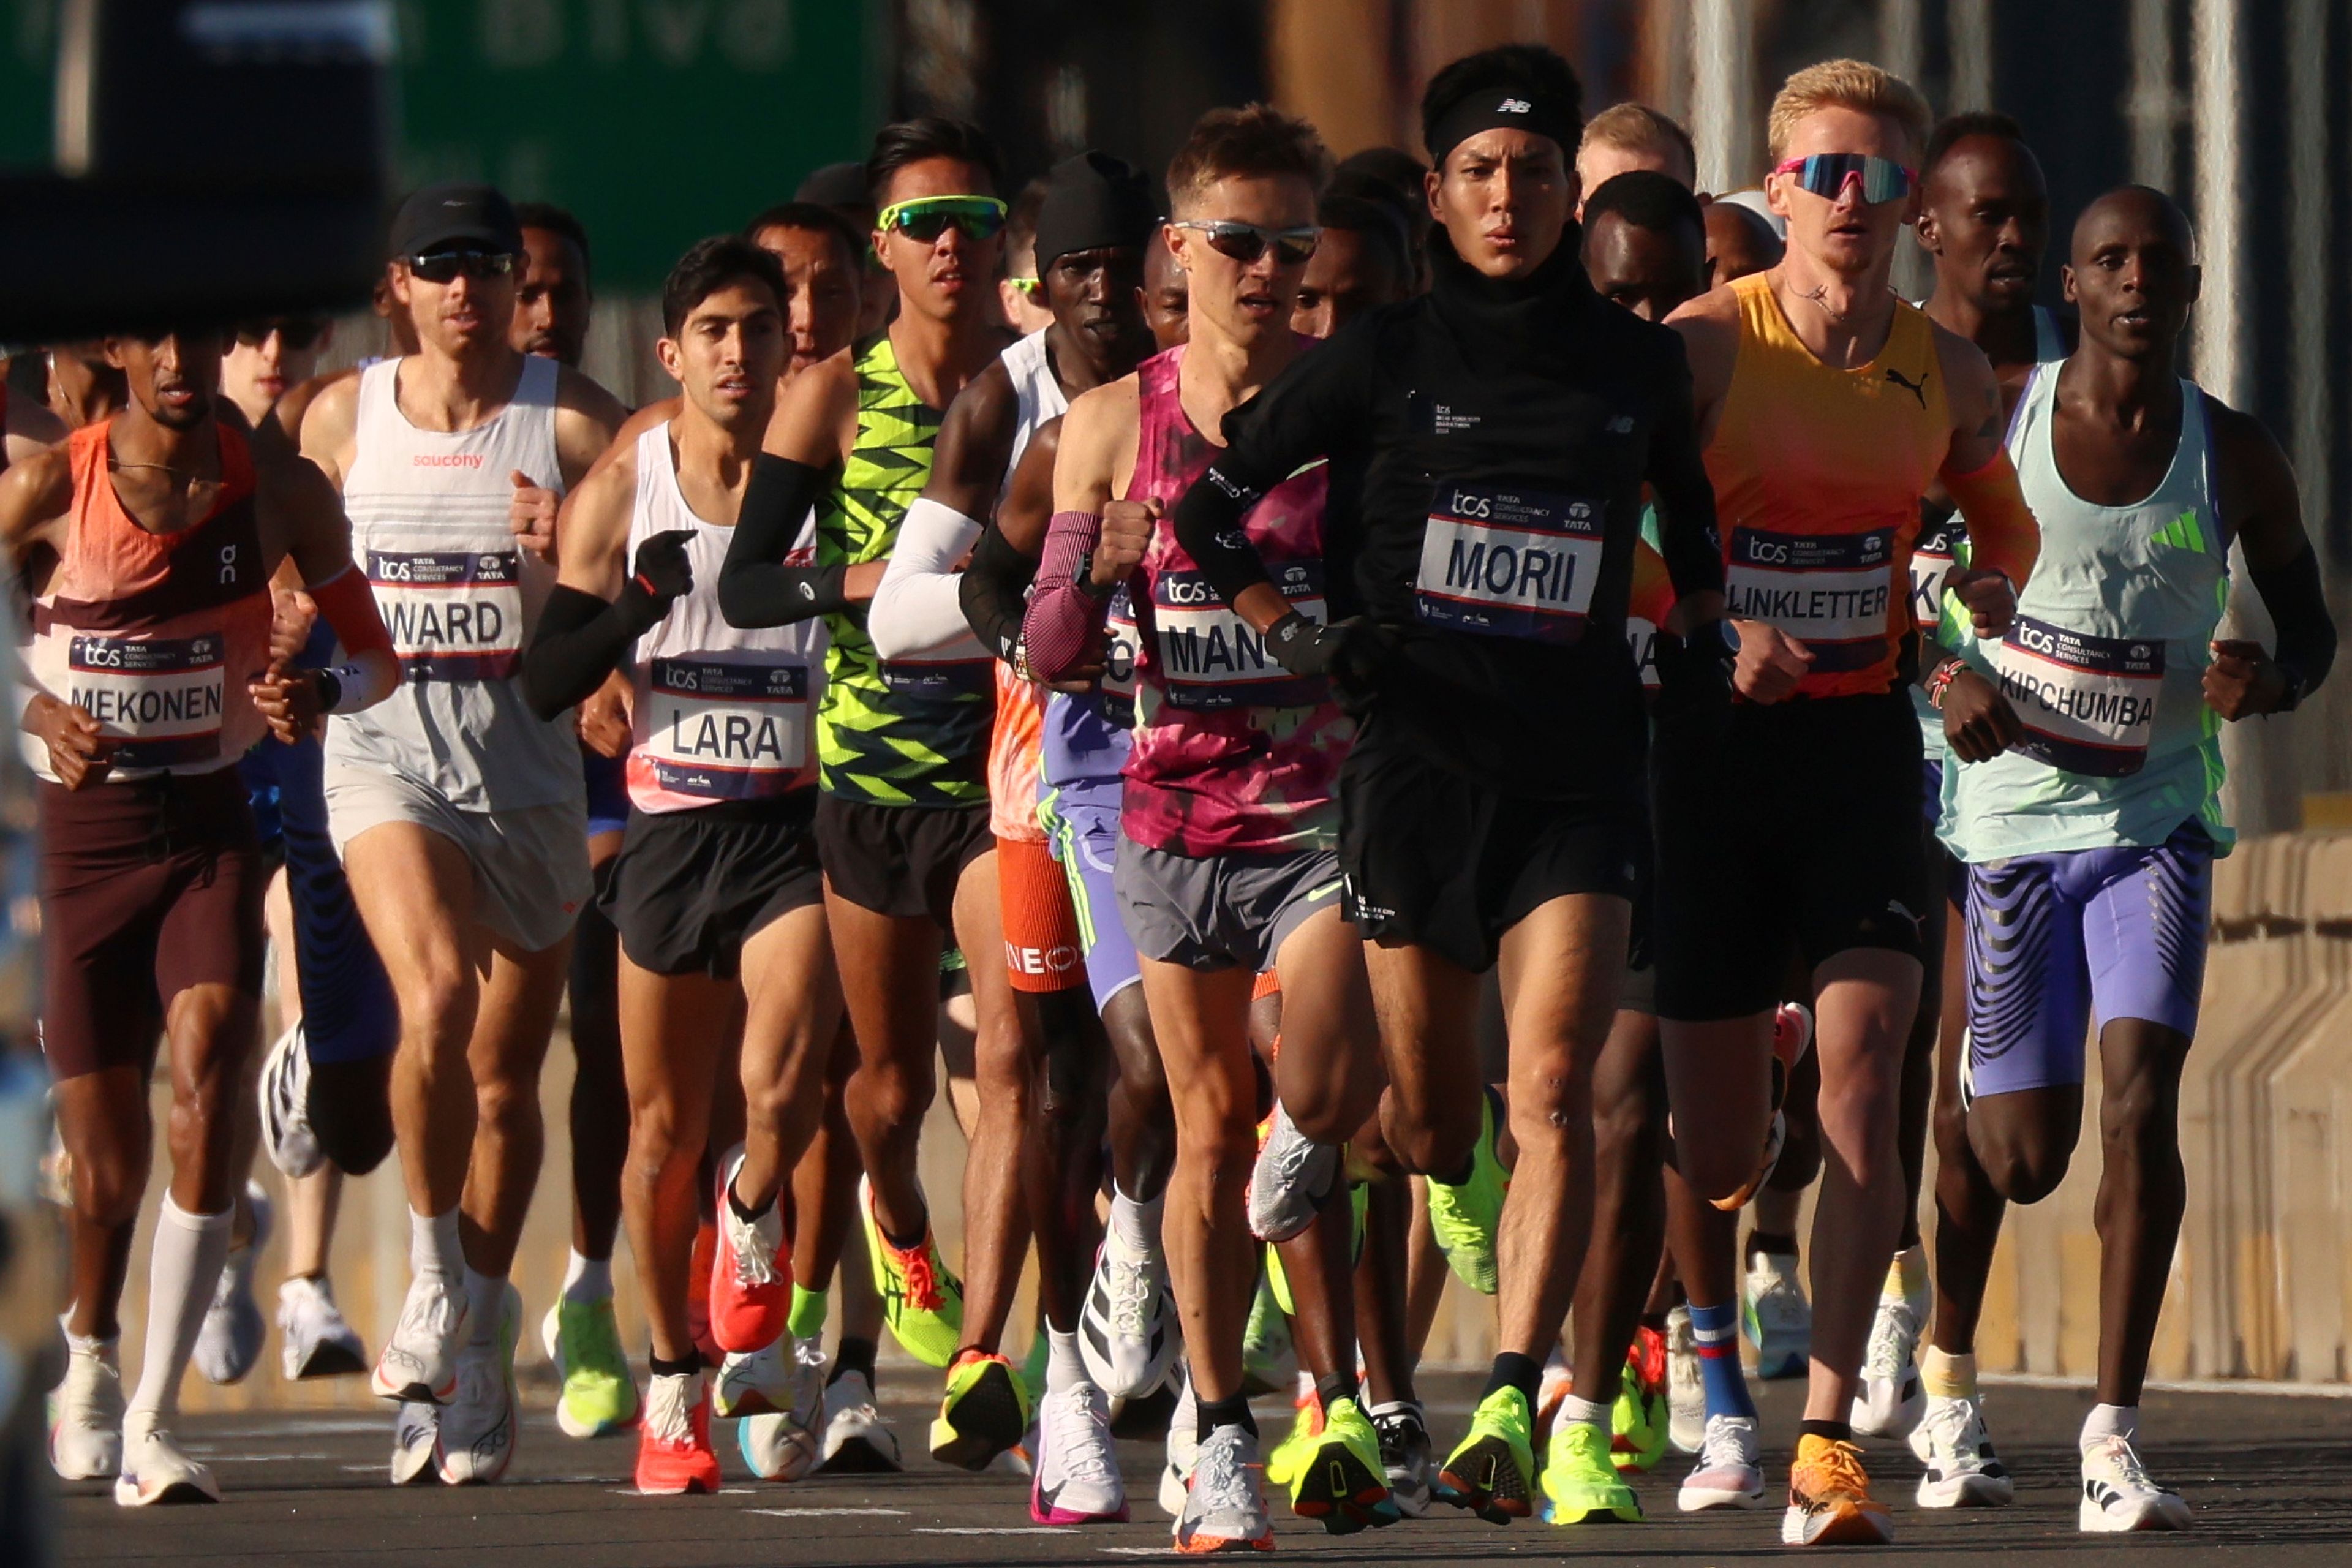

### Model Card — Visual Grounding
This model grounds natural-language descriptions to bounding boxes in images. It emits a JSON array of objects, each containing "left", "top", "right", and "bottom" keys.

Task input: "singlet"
[
  {"left": 816, "top": 333, "right": 991, "bottom": 809},
  {"left": 1941, "top": 367, "right": 2231, "bottom": 861},
  {"left": 1123, "top": 346, "right": 1351, "bottom": 857},
  {"left": 986, "top": 328, "right": 1068, "bottom": 841},
  {"left": 624, "top": 425, "right": 827, "bottom": 813},
  {"left": 1706, "top": 271, "right": 1951, "bottom": 698},
  {"left": 23, "top": 420, "right": 274, "bottom": 781},
  {"left": 329, "top": 354, "right": 576, "bottom": 813}
]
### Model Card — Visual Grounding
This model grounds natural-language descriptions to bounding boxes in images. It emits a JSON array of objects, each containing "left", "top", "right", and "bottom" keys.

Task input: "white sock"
[
  {"left": 2081, "top": 1402, "right": 2138, "bottom": 1452},
  {"left": 1560, "top": 1393, "right": 1609, "bottom": 1431},
  {"left": 463, "top": 1267, "right": 507, "bottom": 1348},
  {"left": 1046, "top": 1327, "right": 1088, "bottom": 1392},
  {"left": 562, "top": 1250, "right": 612, "bottom": 1304},
  {"left": 127, "top": 1197, "right": 233, "bottom": 1419},
  {"left": 1109, "top": 1185, "right": 1163, "bottom": 1259},
  {"left": 410, "top": 1207, "right": 462, "bottom": 1279}
]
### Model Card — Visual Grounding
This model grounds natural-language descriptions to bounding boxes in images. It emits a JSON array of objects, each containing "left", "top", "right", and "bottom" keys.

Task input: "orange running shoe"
[{"left": 1781, "top": 1433, "right": 1893, "bottom": 1546}]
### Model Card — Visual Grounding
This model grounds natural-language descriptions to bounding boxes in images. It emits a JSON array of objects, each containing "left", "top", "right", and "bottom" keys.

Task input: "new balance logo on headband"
[{"left": 1498, "top": 97, "right": 1532, "bottom": 113}]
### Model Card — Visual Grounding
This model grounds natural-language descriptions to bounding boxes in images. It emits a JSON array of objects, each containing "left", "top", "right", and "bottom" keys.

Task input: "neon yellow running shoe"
[
  {"left": 1540, "top": 1420, "right": 1644, "bottom": 1523},
  {"left": 1264, "top": 1385, "right": 1322, "bottom": 1490},
  {"left": 1438, "top": 1385, "right": 1536, "bottom": 1523},
  {"left": 1289, "top": 1395, "right": 1396, "bottom": 1534},
  {"left": 928, "top": 1349, "right": 1032, "bottom": 1472},
  {"left": 1610, "top": 1327, "right": 1670, "bottom": 1473},
  {"left": 541, "top": 1297, "right": 639, "bottom": 1438},
  {"left": 1425, "top": 1088, "right": 1506, "bottom": 1296},
  {"left": 859, "top": 1176, "right": 963, "bottom": 1369},
  {"left": 1240, "top": 1273, "right": 1291, "bottom": 1396}
]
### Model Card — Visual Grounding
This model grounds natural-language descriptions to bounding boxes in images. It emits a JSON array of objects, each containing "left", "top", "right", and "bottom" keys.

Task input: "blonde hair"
[
  {"left": 1580, "top": 103, "right": 1697, "bottom": 186},
  {"left": 1165, "top": 104, "right": 1332, "bottom": 217},
  {"left": 1766, "top": 59, "right": 1932, "bottom": 164}
]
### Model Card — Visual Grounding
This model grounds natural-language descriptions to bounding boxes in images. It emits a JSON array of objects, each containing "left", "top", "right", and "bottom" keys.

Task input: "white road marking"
[
  {"left": 915, "top": 1526, "right": 1066, "bottom": 1535},
  {"left": 747, "top": 1506, "right": 913, "bottom": 1518}
]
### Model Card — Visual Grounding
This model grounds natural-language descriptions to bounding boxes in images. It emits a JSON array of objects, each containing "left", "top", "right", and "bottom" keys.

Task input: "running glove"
[
  {"left": 1266, "top": 610, "right": 1385, "bottom": 690},
  {"left": 1649, "top": 619, "right": 1736, "bottom": 722},
  {"left": 629, "top": 529, "right": 696, "bottom": 616}
]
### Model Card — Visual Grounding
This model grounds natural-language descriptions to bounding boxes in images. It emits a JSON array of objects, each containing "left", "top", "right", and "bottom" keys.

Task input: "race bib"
[
  {"left": 1991, "top": 615, "right": 2162, "bottom": 777},
  {"left": 368, "top": 548, "right": 524, "bottom": 680},
  {"left": 66, "top": 631, "right": 224, "bottom": 769},
  {"left": 642, "top": 658, "right": 810, "bottom": 799},
  {"left": 1723, "top": 526, "right": 1897, "bottom": 672},
  {"left": 1101, "top": 584, "right": 1139, "bottom": 726},
  {"left": 1415, "top": 483, "right": 1602, "bottom": 642},
  {"left": 1909, "top": 517, "right": 1966, "bottom": 630},
  {"left": 1152, "top": 560, "right": 1327, "bottom": 712},
  {"left": 1626, "top": 617, "right": 1661, "bottom": 692}
]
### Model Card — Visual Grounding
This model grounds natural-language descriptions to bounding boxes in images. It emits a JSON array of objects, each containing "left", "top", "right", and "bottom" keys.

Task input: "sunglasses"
[
  {"left": 406, "top": 248, "right": 518, "bottom": 284},
  {"left": 234, "top": 317, "right": 328, "bottom": 350},
  {"left": 1171, "top": 220, "right": 1321, "bottom": 268},
  {"left": 1007, "top": 276, "right": 1043, "bottom": 300},
  {"left": 1772, "top": 153, "right": 1918, "bottom": 205},
  {"left": 876, "top": 195, "right": 1009, "bottom": 243}
]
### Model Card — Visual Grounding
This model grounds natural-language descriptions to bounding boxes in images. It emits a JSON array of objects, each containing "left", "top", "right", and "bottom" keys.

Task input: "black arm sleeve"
[
  {"left": 717, "top": 453, "right": 846, "bottom": 628},
  {"left": 1645, "top": 343, "right": 1727, "bottom": 604},
  {"left": 2250, "top": 539, "right": 2337, "bottom": 698},
  {"left": 522, "top": 582, "right": 661, "bottom": 720},
  {"left": 960, "top": 524, "right": 1037, "bottom": 662}
]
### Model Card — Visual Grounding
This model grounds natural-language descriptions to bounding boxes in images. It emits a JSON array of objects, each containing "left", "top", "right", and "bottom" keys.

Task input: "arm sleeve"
[
  {"left": 868, "top": 497, "right": 986, "bottom": 660},
  {"left": 522, "top": 582, "right": 660, "bottom": 721},
  {"left": 303, "top": 564, "right": 400, "bottom": 710},
  {"left": 2249, "top": 539, "right": 2337, "bottom": 698},
  {"left": 1023, "top": 510, "right": 1110, "bottom": 681},
  {"left": 1644, "top": 344, "right": 1727, "bottom": 604},
  {"left": 961, "top": 524, "right": 1037, "bottom": 663},
  {"left": 1941, "top": 447, "right": 2040, "bottom": 587},
  {"left": 717, "top": 454, "right": 845, "bottom": 628}
]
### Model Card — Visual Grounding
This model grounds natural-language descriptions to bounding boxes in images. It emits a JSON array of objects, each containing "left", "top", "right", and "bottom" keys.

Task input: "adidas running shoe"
[
  {"left": 257, "top": 1022, "right": 322, "bottom": 1178},
  {"left": 1080, "top": 1231, "right": 1177, "bottom": 1398},
  {"left": 1910, "top": 1393, "right": 2013, "bottom": 1508},
  {"left": 2078, "top": 1434, "right": 2188, "bottom": 1532},
  {"left": 1743, "top": 1248, "right": 1811, "bottom": 1382}
]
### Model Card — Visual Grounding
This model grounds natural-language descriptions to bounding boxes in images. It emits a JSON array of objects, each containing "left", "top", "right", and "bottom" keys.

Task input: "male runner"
[
  {"left": 1659, "top": 61, "right": 2040, "bottom": 1546},
  {"left": 1932, "top": 186, "right": 2333, "bottom": 1531},
  {"left": 1705, "top": 202, "right": 1785, "bottom": 290},
  {"left": 998, "top": 179, "right": 1056, "bottom": 334},
  {"left": 1291, "top": 190, "right": 1413, "bottom": 339},
  {"left": 221, "top": 319, "right": 332, "bottom": 432},
  {"left": 796, "top": 160, "right": 898, "bottom": 339},
  {"left": 300, "top": 183, "right": 626, "bottom": 1485},
  {"left": 1166, "top": 46, "right": 1726, "bottom": 1528},
  {"left": 1575, "top": 102, "right": 1697, "bottom": 213},
  {"left": 15, "top": 327, "right": 398, "bottom": 1502},
  {"left": 748, "top": 202, "right": 872, "bottom": 380},
  {"left": 513, "top": 204, "right": 595, "bottom": 368}
]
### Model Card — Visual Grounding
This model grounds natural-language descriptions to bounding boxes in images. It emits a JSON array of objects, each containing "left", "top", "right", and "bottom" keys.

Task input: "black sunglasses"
[
  {"left": 234, "top": 317, "right": 328, "bottom": 351},
  {"left": 1170, "top": 220, "right": 1321, "bottom": 267},
  {"left": 407, "top": 249, "right": 518, "bottom": 284}
]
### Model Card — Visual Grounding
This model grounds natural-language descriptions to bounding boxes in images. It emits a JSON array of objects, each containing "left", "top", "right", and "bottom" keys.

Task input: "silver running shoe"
[
  {"left": 113, "top": 1412, "right": 219, "bottom": 1507},
  {"left": 2078, "top": 1434, "right": 2188, "bottom": 1532},
  {"left": 1742, "top": 1250, "right": 1811, "bottom": 1382},
  {"left": 371, "top": 1270, "right": 469, "bottom": 1404},
  {"left": 1246, "top": 1101, "right": 1337, "bottom": 1243},
  {"left": 1173, "top": 1422, "right": 1273, "bottom": 1552},
  {"left": 195, "top": 1182, "right": 272, "bottom": 1385},
  {"left": 279, "top": 1275, "right": 368, "bottom": 1380},
  {"left": 1910, "top": 1393, "right": 2013, "bottom": 1508},
  {"left": 1850, "top": 1272, "right": 1926, "bottom": 1439},
  {"left": 49, "top": 1331, "right": 124, "bottom": 1480},
  {"left": 1664, "top": 1305, "right": 1705, "bottom": 1454},
  {"left": 391, "top": 1401, "right": 439, "bottom": 1486},
  {"left": 817, "top": 1368, "right": 902, "bottom": 1473},
  {"left": 435, "top": 1283, "right": 520, "bottom": 1485},
  {"left": 1160, "top": 1359, "right": 1200, "bottom": 1519},
  {"left": 1678, "top": 1414, "right": 1766, "bottom": 1511}
]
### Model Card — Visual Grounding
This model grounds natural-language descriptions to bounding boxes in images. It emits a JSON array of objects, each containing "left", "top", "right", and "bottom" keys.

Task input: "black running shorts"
[
  {"left": 604, "top": 793, "right": 823, "bottom": 980},
  {"left": 815, "top": 794, "right": 993, "bottom": 927}
]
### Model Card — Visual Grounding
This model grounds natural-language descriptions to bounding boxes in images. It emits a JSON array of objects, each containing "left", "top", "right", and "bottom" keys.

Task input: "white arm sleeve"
[{"left": 869, "top": 496, "right": 990, "bottom": 660}]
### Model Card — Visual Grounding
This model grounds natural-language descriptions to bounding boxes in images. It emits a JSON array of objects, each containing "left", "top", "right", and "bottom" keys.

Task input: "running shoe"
[
  {"left": 715, "top": 1334, "right": 788, "bottom": 1419},
  {"left": 1080, "top": 1232, "right": 1177, "bottom": 1398},
  {"left": 1287, "top": 1395, "right": 1393, "bottom": 1533},
  {"left": 1239, "top": 1275, "right": 1291, "bottom": 1396},
  {"left": 1425, "top": 1087, "right": 1507, "bottom": 1295},
  {"left": 734, "top": 1336, "right": 826, "bottom": 1482},
  {"left": 371, "top": 1269, "right": 470, "bottom": 1404},
  {"left": 634, "top": 1369, "right": 720, "bottom": 1496},
  {"left": 543, "top": 1294, "right": 639, "bottom": 1438},
  {"left": 279, "top": 1275, "right": 368, "bottom": 1380},
  {"left": 1664, "top": 1305, "right": 1705, "bottom": 1454},
  {"left": 1370, "top": 1399, "right": 1432, "bottom": 1517},
  {"left": 1909, "top": 1393, "right": 2012, "bottom": 1508},
  {"left": 710, "top": 1155, "right": 791, "bottom": 1354},
  {"left": 1161, "top": 1360, "right": 1200, "bottom": 1519},
  {"left": 1742, "top": 1249, "right": 1811, "bottom": 1382},
  {"left": 49, "top": 1332, "right": 124, "bottom": 1480},
  {"left": 435, "top": 1282, "right": 520, "bottom": 1485},
  {"left": 194, "top": 1180, "right": 271, "bottom": 1385},
  {"left": 113, "top": 1412, "right": 219, "bottom": 1507},
  {"left": 1678, "top": 1413, "right": 1766, "bottom": 1511},
  {"left": 859, "top": 1175, "right": 963, "bottom": 1368},
  {"left": 1436, "top": 1385, "right": 1536, "bottom": 1523},
  {"left": 390, "top": 1401, "right": 438, "bottom": 1486},
  {"left": 1713, "top": 1003, "right": 1812, "bottom": 1212},
  {"left": 1780, "top": 1433, "right": 1893, "bottom": 1546},
  {"left": 1539, "top": 1420, "right": 1642, "bottom": 1524},
  {"left": 258, "top": 1022, "right": 322, "bottom": 1179},
  {"left": 1172, "top": 1422, "right": 1273, "bottom": 1554},
  {"left": 2078, "top": 1434, "right": 2189, "bottom": 1532},
  {"left": 1850, "top": 1275, "right": 1925, "bottom": 1439},
  {"left": 1031, "top": 1378, "right": 1128, "bottom": 1524},
  {"left": 1246, "top": 1100, "right": 1338, "bottom": 1243},
  {"left": 929, "top": 1348, "right": 1031, "bottom": 1471},
  {"left": 1262, "top": 1379, "right": 1320, "bottom": 1490},
  {"left": 1610, "top": 1325, "right": 1670, "bottom": 1472},
  {"left": 817, "top": 1368, "right": 902, "bottom": 1473}
]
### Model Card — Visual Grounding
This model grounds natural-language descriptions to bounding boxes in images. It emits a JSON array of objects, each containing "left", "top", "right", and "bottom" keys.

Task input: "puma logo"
[{"left": 1885, "top": 367, "right": 1930, "bottom": 408}]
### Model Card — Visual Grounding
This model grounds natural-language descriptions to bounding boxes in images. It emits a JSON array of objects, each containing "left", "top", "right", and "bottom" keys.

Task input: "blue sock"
[{"left": 1688, "top": 1302, "right": 1757, "bottom": 1421}]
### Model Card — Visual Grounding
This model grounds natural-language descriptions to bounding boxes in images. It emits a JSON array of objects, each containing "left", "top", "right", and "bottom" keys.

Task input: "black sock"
[
  {"left": 726, "top": 1183, "right": 774, "bottom": 1226},
  {"left": 1746, "top": 1229, "right": 1798, "bottom": 1263},
  {"left": 1800, "top": 1417, "right": 1852, "bottom": 1444},
  {"left": 1198, "top": 1393, "right": 1258, "bottom": 1442},
  {"left": 650, "top": 1349, "right": 701, "bottom": 1378},
  {"left": 881, "top": 1214, "right": 928, "bottom": 1253},
  {"left": 1314, "top": 1372, "right": 1356, "bottom": 1414},
  {"left": 829, "top": 1335, "right": 877, "bottom": 1385},
  {"left": 1482, "top": 1351, "right": 1543, "bottom": 1409}
]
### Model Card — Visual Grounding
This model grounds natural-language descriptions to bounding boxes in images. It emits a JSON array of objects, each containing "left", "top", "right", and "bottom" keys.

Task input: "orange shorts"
[{"left": 998, "top": 834, "right": 1087, "bottom": 993}]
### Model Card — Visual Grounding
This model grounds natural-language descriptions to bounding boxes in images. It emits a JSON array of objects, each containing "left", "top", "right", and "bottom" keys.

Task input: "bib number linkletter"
[{"left": 1723, "top": 526, "right": 1898, "bottom": 673}]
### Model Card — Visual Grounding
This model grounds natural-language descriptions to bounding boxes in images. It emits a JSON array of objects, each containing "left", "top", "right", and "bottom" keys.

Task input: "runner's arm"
[
  {"left": 295, "top": 372, "right": 360, "bottom": 491},
  {"left": 2207, "top": 398, "right": 2335, "bottom": 716},
  {"left": 1936, "top": 331, "right": 2039, "bottom": 596},
  {"left": 718, "top": 354, "right": 876, "bottom": 627},
  {"left": 522, "top": 445, "right": 672, "bottom": 720},
  {"left": 1643, "top": 337, "right": 1727, "bottom": 617},
  {"left": 552, "top": 366, "right": 630, "bottom": 491},
  {"left": 870, "top": 366, "right": 1013, "bottom": 659},
  {"left": 263, "top": 458, "right": 398, "bottom": 719},
  {"left": 962, "top": 421, "right": 1058, "bottom": 662}
]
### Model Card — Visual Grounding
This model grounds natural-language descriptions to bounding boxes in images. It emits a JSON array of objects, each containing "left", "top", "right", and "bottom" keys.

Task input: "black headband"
[
  {"left": 1033, "top": 151, "right": 1158, "bottom": 272},
  {"left": 1427, "top": 88, "right": 1577, "bottom": 167}
]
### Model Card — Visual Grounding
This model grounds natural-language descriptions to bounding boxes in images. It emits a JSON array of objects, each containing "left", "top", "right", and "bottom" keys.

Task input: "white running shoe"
[
  {"left": 1741, "top": 1250, "right": 1810, "bottom": 1381},
  {"left": 2078, "top": 1434, "right": 2189, "bottom": 1532},
  {"left": 49, "top": 1332, "right": 124, "bottom": 1480},
  {"left": 113, "top": 1412, "right": 220, "bottom": 1506},
  {"left": 1031, "top": 1379, "right": 1127, "bottom": 1523},
  {"left": 736, "top": 1337, "right": 826, "bottom": 1482},
  {"left": 435, "top": 1283, "right": 520, "bottom": 1485},
  {"left": 1369, "top": 1399, "right": 1432, "bottom": 1517},
  {"left": 390, "top": 1401, "right": 439, "bottom": 1486},
  {"left": 1246, "top": 1102, "right": 1337, "bottom": 1243},
  {"left": 1159, "top": 1360, "right": 1199, "bottom": 1519},
  {"left": 371, "top": 1270, "right": 470, "bottom": 1404},
  {"left": 1079, "top": 1233, "right": 1176, "bottom": 1399},
  {"left": 258, "top": 1022, "right": 322, "bottom": 1178},
  {"left": 1174, "top": 1422, "right": 1272, "bottom": 1551},
  {"left": 279, "top": 1275, "right": 368, "bottom": 1380},
  {"left": 1677, "top": 1414, "right": 1766, "bottom": 1511},
  {"left": 1664, "top": 1305, "right": 1706, "bottom": 1454},
  {"left": 714, "top": 1336, "right": 791, "bottom": 1419},
  {"left": 816, "top": 1368, "right": 902, "bottom": 1472},
  {"left": 194, "top": 1182, "right": 272, "bottom": 1385},
  {"left": 1909, "top": 1393, "right": 2013, "bottom": 1507},
  {"left": 1850, "top": 1273, "right": 1926, "bottom": 1439}
]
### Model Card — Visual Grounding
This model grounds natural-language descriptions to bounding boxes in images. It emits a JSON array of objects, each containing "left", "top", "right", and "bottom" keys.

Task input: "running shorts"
[
  {"left": 1964, "top": 821, "right": 2214, "bottom": 1099},
  {"left": 582, "top": 745, "right": 630, "bottom": 841},
  {"left": 997, "top": 832, "right": 1086, "bottom": 994},
  {"left": 816, "top": 794, "right": 992, "bottom": 927},
  {"left": 1115, "top": 835, "right": 1341, "bottom": 976},
  {"left": 39, "top": 769, "right": 266, "bottom": 1080},
  {"left": 1338, "top": 718, "right": 1645, "bottom": 974},
  {"left": 1653, "top": 690, "right": 1927, "bottom": 1022},
  {"left": 1041, "top": 791, "right": 1139, "bottom": 1010},
  {"left": 603, "top": 794, "right": 824, "bottom": 980},
  {"left": 324, "top": 765, "right": 592, "bottom": 954}
]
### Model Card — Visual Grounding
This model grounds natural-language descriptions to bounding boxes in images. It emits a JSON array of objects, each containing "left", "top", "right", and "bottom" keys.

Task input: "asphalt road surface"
[{"left": 53, "top": 1372, "right": 2352, "bottom": 1566}]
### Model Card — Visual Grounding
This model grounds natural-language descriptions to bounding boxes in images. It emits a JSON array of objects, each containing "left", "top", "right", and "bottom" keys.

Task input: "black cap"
[
  {"left": 794, "top": 162, "right": 871, "bottom": 211},
  {"left": 388, "top": 183, "right": 524, "bottom": 260},
  {"left": 1033, "top": 152, "right": 1158, "bottom": 273}
]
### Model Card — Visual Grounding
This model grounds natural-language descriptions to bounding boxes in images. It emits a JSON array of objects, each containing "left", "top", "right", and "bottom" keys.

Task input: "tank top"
[
  {"left": 816, "top": 333, "right": 991, "bottom": 809},
  {"left": 1122, "top": 345, "right": 1351, "bottom": 858},
  {"left": 23, "top": 420, "right": 274, "bottom": 781},
  {"left": 1706, "top": 271, "right": 1951, "bottom": 698},
  {"left": 1942, "top": 367, "right": 2230, "bottom": 861},
  {"left": 986, "top": 328, "right": 1068, "bottom": 842},
  {"left": 624, "top": 424, "right": 827, "bottom": 813},
  {"left": 329, "top": 354, "right": 577, "bottom": 812}
]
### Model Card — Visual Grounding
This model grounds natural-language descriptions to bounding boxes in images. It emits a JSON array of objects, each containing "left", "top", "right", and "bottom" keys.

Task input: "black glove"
[
  {"left": 1650, "top": 618, "right": 1735, "bottom": 722},
  {"left": 1265, "top": 611, "right": 1385, "bottom": 690},
  {"left": 620, "top": 529, "right": 696, "bottom": 630}
]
